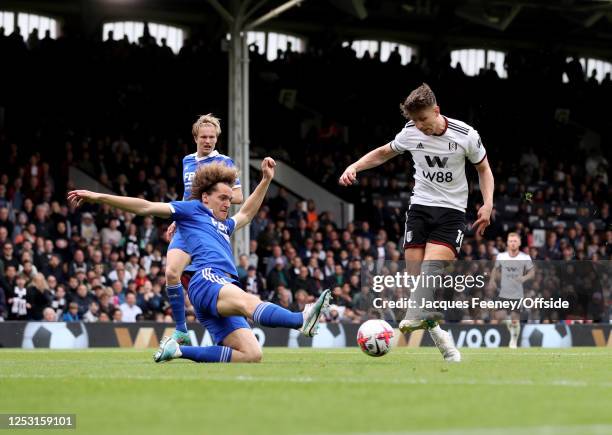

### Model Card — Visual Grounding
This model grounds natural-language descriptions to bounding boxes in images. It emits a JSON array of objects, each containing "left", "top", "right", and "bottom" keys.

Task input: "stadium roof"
[{"left": 4, "top": 0, "right": 612, "bottom": 57}]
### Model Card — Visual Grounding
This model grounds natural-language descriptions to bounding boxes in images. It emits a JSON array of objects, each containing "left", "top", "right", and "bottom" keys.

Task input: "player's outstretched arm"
[
  {"left": 231, "top": 186, "right": 244, "bottom": 204},
  {"left": 233, "top": 157, "right": 275, "bottom": 230},
  {"left": 338, "top": 143, "right": 398, "bottom": 186},
  {"left": 67, "top": 190, "right": 172, "bottom": 218},
  {"left": 472, "top": 157, "right": 495, "bottom": 235}
]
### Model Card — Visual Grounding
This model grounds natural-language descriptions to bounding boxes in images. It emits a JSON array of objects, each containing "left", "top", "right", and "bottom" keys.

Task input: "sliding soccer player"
[{"left": 68, "top": 158, "right": 331, "bottom": 363}]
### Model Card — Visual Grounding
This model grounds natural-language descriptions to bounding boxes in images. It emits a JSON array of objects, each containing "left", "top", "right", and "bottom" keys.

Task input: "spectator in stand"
[
  {"left": 269, "top": 285, "right": 292, "bottom": 309},
  {"left": 242, "top": 265, "right": 266, "bottom": 298},
  {"left": 83, "top": 301, "right": 100, "bottom": 322},
  {"left": 292, "top": 266, "right": 318, "bottom": 296},
  {"left": 101, "top": 217, "right": 122, "bottom": 246},
  {"left": 305, "top": 199, "right": 318, "bottom": 229},
  {"left": 42, "top": 306, "right": 57, "bottom": 322},
  {"left": 120, "top": 291, "right": 143, "bottom": 322},
  {"left": 62, "top": 302, "right": 80, "bottom": 322},
  {"left": 2, "top": 243, "right": 19, "bottom": 269},
  {"left": 266, "top": 255, "right": 288, "bottom": 287},
  {"left": 290, "top": 289, "right": 309, "bottom": 312},
  {"left": 236, "top": 254, "right": 249, "bottom": 281},
  {"left": 80, "top": 212, "right": 98, "bottom": 243},
  {"left": 27, "top": 273, "right": 52, "bottom": 320},
  {"left": 0, "top": 207, "right": 13, "bottom": 236},
  {"left": 7, "top": 274, "right": 29, "bottom": 320}
]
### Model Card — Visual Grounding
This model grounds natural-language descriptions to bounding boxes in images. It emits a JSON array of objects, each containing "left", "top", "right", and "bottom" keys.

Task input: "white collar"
[{"left": 195, "top": 150, "right": 219, "bottom": 161}]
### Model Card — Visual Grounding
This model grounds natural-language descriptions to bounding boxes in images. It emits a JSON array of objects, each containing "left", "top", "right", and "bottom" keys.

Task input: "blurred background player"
[
  {"left": 68, "top": 159, "right": 331, "bottom": 364},
  {"left": 165, "top": 114, "right": 243, "bottom": 346},
  {"left": 339, "top": 83, "right": 494, "bottom": 362},
  {"left": 488, "top": 232, "right": 535, "bottom": 348}
]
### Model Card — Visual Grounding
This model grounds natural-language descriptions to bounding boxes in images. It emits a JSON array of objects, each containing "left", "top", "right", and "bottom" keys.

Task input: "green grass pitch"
[{"left": 1, "top": 348, "right": 611, "bottom": 435}]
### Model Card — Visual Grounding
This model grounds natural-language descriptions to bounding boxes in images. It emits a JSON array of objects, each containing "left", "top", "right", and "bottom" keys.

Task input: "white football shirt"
[
  {"left": 390, "top": 116, "right": 486, "bottom": 211},
  {"left": 494, "top": 251, "right": 534, "bottom": 299}
]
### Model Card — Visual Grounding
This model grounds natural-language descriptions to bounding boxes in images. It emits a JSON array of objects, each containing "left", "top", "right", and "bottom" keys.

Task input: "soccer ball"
[{"left": 357, "top": 319, "right": 394, "bottom": 357}]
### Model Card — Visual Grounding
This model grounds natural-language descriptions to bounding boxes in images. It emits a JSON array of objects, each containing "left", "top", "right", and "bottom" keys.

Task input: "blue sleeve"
[
  {"left": 225, "top": 157, "right": 241, "bottom": 188},
  {"left": 169, "top": 201, "right": 197, "bottom": 222},
  {"left": 181, "top": 157, "right": 189, "bottom": 201}
]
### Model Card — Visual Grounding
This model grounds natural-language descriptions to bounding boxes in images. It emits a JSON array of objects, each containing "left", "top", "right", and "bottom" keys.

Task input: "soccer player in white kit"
[
  {"left": 488, "top": 232, "right": 535, "bottom": 348},
  {"left": 339, "top": 84, "right": 495, "bottom": 362}
]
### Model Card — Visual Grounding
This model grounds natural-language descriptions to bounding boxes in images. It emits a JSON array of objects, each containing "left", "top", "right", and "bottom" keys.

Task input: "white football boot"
[
  {"left": 429, "top": 326, "right": 461, "bottom": 362},
  {"left": 299, "top": 289, "right": 332, "bottom": 337}
]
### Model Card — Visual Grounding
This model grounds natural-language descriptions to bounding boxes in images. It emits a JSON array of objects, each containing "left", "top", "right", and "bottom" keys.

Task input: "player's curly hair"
[
  {"left": 192, "top": 113, "right": 221, "bottom": 138},
  {"left": 189, "top": 163, "right": 238, "bottom": 200},
  {"left": 399, "top": 83, "right": 437, "bottom": 119}
]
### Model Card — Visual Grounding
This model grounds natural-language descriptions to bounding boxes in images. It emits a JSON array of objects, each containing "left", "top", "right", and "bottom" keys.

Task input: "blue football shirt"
[
  {"left": 168, "top": 200, "right": 238, "bottom": 276},
  {"left": 182, "top": 150, "right": 241, "bottom": 200}
]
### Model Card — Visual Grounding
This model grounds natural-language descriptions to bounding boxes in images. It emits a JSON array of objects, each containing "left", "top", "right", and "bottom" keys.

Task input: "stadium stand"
[{"left": 0, "top": 24, "right": 609, "bottom": 324}]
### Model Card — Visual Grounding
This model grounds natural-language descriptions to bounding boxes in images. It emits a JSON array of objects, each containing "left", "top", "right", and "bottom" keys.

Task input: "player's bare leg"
[
  {"left": 217, "top": 282, "right": 331, "bottom": 337},
  {"left": 400, "top": 243, "right": 460, "bottom": 362},
  {"left": 495, "top": 308, "right": 520, "bottom": 348},
  {"left": 422, "top": 244, "right": 460, "bottom": 362},
  {"left": 508, "top": 311, "right": 521, "bottom": 348},
  {"left": 165, "top": 248, "right": 192, "bottom": 345},
  {"left": 399, "top": 244, "right": 449, "bottom": 332},
  {"left": 221, "top": 329, "right": 263, "bottom": 362},
  {"left": 399, "top": 246, "right": 437, "bottom": 332}
]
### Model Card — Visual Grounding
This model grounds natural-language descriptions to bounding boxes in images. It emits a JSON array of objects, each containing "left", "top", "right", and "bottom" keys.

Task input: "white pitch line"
[
  {"left": 1, "top": 349, "right": 609, "bottom": 356},
  {"left": 3, "top": 373, "right": 611, "bottom": 388},
  {"left": 310, "top": 424, "right": 612, "bottom": 435}
]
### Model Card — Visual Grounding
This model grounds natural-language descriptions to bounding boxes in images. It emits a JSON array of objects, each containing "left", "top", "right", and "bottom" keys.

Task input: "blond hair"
[
  {"left": 192, "top": 113, "right": 221, "bottom": 138},
  {"left": 189, "top": 163, "right": 238, "bottom": 200},
  {"left": 507, "top": 232, "right": 520, "bottom": 240},
  {"left": 32, "top": 273, "right": 49, "bottom": 291},
  {"left": 400, "top": 83, "right": 437, "bottom": 119}
]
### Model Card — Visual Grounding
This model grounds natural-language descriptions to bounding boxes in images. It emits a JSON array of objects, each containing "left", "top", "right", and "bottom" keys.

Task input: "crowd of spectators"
[{"left": 0, "top": 25, "right": 609, "bottom": 325}]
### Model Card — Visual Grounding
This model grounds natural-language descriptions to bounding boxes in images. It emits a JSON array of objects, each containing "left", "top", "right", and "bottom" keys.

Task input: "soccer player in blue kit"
[
  {"left": 165, "top": 114, "right": 244, "bottom": 347},
  {"left": 68, "top": 158, "right": 331, "bottom": 363}
]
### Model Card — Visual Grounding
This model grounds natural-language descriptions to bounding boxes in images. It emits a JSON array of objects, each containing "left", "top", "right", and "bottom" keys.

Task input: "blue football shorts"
[{"left": 188, "top": 267, "right": 250, "bottom": 345}]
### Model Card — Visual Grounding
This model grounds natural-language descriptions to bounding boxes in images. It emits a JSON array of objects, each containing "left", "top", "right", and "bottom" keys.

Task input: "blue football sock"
[
  {"left": 166, "top": 283, "right": 187, "bottom": 333},
  {"left": 252, "top": 302, "right": 303, "bottom": 329},
  {"left": 179, "top": 346, "right": 232, "bottom": 363}
]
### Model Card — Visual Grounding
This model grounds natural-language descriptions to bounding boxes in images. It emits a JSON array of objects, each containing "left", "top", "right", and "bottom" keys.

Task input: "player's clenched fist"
[
  {"left": 166, "top": 221, "right": 177, "bottom": 242},
  {"left": 261, "top": 157, "right": 276, "bottom": 180},
  {"left": 67, "top": 190, "right": 101, "bottom": 208},
  {"left": 339, "top": 165, "right": 357, "bottom": 186}
]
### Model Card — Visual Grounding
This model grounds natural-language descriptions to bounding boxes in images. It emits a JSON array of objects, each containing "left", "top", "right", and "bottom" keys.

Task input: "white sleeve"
[
  {"left": 390, "top": 126, "right": 416, "bottom": 154},
  {"left": 466, "top": 129, "right": 487, "bottom": 165}
]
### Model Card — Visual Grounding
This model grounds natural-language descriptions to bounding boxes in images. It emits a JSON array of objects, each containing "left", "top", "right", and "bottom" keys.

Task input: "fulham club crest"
[{"left": 448, "top": 142, "right": 458, "bottom": 151}]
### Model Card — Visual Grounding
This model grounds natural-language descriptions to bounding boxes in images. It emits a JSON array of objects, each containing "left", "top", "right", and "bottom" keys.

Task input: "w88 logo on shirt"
[
  {"left": 422, "top": 155, "right": 453, "bottom": 182},
  {"left": 422, "top": 171, "right": 453, "bottom": 182}
]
